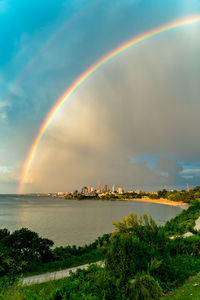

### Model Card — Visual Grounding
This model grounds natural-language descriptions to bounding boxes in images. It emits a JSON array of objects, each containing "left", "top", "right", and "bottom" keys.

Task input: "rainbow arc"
[{"left": 18, "top": 15, "right": 200, "bottom": 193}]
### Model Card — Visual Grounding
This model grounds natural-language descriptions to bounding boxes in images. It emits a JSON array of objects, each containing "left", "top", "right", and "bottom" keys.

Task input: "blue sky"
[{"left": 1, "top": 0, "right": 200, "bottom": 193}]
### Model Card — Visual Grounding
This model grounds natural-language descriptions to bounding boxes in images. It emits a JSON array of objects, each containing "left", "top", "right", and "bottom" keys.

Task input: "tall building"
[
  {"left": 88, "top": 186, "right": 92, "bottom": 194},
  {"left": 187, "top": 184, "right": 190, "bottom": 192},
  {"left": 112, "top": 184, "right": 115, "bottom": 193},
  {"left": 105, "top": 184, "right": 109, "bottom": 193},
  {"left": 81, "top": 186, "right": 88, "bottom": 194},
  {"left": 118, "top": 187, "right": 124, "bottom": 194},
  {"left": 97, "top": 181, "right": 102, "bottom": 193}
]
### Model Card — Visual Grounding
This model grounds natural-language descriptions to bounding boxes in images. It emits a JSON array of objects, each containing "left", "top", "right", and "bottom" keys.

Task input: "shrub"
[
  {"left": 129, "top": 273, "right": 163, "bottom": 300},
  {"left": 102, "top": 213, "right": 169, "bottom": 294},
  {"left": 51, "top": 264, "right": 115, "bottom": 300}
]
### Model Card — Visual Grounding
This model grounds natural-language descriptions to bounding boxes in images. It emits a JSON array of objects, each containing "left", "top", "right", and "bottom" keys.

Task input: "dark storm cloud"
[{"left": 24, "top": 27, "right": 200, "bottom": 192}]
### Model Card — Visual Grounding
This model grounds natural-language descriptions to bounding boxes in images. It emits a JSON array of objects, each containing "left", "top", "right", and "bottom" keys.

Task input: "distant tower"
[
  {"left": 97, "top": 182, "right": 102, "bottom": 193},
  {"left": 187, "top": 184, "right": 190, "bottom": 192},
  {"left": 105, "top": 184, "right": 109, "bottom": 193},
  {"left": 112, "top": 184, "right": 115, "bottom": 193}
]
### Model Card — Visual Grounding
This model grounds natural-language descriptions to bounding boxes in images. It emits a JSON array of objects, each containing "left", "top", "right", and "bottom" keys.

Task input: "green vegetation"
[
  {"left": 65, "top": 191, "right": 146, "bottom": 200},
  {"left": 0, "top": 227, "right": 109, "bottom": 278},
  {"left": 0, "top": 228, "right": 54, "bottom": 279},
  {"left": 149, "top": 185, "right": 200, "bottom": 204},
  {"left": 0, "top": 196, "right": 200, "bottom": 299},
  {"left": 65, "top": 185, "right": 200, "bottom": 205},
  {"left": 162, "top": 272, "right": 200, "bottom": 299},
  {"left": 163, "top": 200, "right": 200, "bottom": 235},
  {"left": 0, "top": 275, "right": 68, "bottom": 299}
]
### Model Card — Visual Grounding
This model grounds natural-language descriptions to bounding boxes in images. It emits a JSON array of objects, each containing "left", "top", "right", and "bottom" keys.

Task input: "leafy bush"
[
  {"left": 102, "top": 210, "right": 200, "bottom": 294},
  {"left": 51, "top": 264, "right": 114, "bottom": 300},
  {"left": 103, "top": 214, "right": 168, "bottom": 282},
  {"left": 163, "top": 200, "right": 200, "bottom": 235},
  {"left": 129, "top": 273, "right": 163, "bottom": 300},
  {"left": 0, "top": 228, "right": 54, "bottom": 276},
  {"left": 153, "top": 255, "right": 200, "bottom": 291},
  {"left": 169, "top": 235, "right": 200, "bottom": 256}
]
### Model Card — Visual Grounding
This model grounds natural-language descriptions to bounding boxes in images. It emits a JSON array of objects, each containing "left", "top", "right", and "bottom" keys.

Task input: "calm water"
[{"left": 0, "top": 195, "right": 182, "bottom": 246}]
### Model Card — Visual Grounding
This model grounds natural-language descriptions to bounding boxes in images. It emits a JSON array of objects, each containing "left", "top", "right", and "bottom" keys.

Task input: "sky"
[{"left": 1, "top": 0, "right": 200, "bottom": 193}]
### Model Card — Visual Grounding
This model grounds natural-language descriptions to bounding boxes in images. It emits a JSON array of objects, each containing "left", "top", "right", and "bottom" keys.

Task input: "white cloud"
[
  {"left": 181, "top": 169, "right": 200, "bottom": 174},
  {"left": 0, "top": 164, "right": 20, "bottom": 183}
]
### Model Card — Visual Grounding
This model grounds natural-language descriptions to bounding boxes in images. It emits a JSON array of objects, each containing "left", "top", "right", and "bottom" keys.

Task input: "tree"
[
  {"left": 102, "top": 213, "right": 168, "bottom": 295},
  {"left": 0, "top": 228, "right": 54, "bottom": 275},
  {"left": 0, "top": 228, "right": 10, "bottom": 240}
]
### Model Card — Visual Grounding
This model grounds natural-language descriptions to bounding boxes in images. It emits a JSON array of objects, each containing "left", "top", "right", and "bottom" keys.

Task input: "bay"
[{"left": 0, "top": 195, "right": 182, "bottom": 246}]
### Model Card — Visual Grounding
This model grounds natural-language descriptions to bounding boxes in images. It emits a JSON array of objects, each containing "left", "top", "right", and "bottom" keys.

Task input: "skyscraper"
[
  {"left": 105, "top": 184, "right": 109, "bottom": 193},
  {"left": 97, "top": 181, "right": 102, "bottom": 193},
  {"left": 88, "top": 186, "right": 92, "bottom": 194},
  {"left": 112, "top": 184, "right": 115, "bottom": 193}
]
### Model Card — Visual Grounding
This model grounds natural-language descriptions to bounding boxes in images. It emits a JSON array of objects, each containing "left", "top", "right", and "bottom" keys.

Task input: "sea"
[{"left": 0, "top": 195, "right": 182, "bottom": 247}]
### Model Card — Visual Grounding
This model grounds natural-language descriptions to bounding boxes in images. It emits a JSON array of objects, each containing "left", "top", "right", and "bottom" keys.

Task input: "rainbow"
[{"left": 18, "top": 15, "right": 200, "bottom": 193}]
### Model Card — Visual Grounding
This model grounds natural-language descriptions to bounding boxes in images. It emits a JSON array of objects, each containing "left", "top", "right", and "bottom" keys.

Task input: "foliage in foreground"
[
  {"left": 102, "top": 211, "right": 200, "bottom": 294},
  {"left": 163, "top": 200, "right": 200, "bottom": 235},
  {"left": 130, "top": 273, "right": 163, "bottom": 300},
  {"left": 0, "top": 201, "right": 200, "bottom": 299},
  {"left": 162, "top": 272, "right": 200, "bottom": 300},
  {"left": 0, "top": 227, "right": 109, "bottom": 277}
]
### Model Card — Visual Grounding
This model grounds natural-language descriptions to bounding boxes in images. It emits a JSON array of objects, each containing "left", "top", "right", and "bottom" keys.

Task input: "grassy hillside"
[{"left": 162, "top": 272, "right": 200, "bottom": 300}]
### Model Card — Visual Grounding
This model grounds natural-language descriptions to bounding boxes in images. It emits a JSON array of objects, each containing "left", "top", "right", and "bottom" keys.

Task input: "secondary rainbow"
[{"left": 18, "top": 15, "right": 200, "bottom": 193}]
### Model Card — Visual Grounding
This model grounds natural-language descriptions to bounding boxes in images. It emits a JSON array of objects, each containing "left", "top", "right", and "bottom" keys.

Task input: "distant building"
[
  {"left": 105, "top": 184, "right": 109, "bottom": 193},
  {"left": 112, "top": 184, "right": 115, "bottom": 193},
  {"left": 57, "top": 192, "right": 65, "bottom": 195},
  {"left": 136, "top": 189, "right": 141, "bottom": 194},
  {"left": 118, "top": 187, "right": 124, "bottom": 194},
  {"left": 187, "top": 184, "right": 190, "bottom": 192},
  {"left": 81, "top": 186, "right": 88, "bottom": 194},
  {"left": 97, "top": 182, "right": 102, "bottom": 193},
  {"left": 88, "top": 186, "right": 93, "bottom": 194}
]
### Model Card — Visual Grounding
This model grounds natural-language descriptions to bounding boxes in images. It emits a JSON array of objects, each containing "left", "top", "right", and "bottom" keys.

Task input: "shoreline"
[
  {"left": 64, "top": 197, "right": 188, "bottom": 207},
  {"left": 119, "top": 198, "right": 188, "bottom": 207}
]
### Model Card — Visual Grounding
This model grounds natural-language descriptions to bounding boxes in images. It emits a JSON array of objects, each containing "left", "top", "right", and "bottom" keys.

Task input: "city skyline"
[
  {"left": 52, "top": 182, "right": 190, "bottom": 196},
  {"left": 1, "top": 1, "right": 200, "bottom": 193}
]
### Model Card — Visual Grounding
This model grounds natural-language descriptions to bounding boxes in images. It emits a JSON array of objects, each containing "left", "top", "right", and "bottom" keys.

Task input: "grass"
[
  {"left": 2, "top": 270, "right": 200, "bottom": 300},
  {"left": 0, "top": 277, "right": 69, "bottom": 300},
  {"left": 162, "top": 272, "right": 200, "bottom": 300},
  {"left": 23, "top": 248, "right": 101, "bottom": 276}
]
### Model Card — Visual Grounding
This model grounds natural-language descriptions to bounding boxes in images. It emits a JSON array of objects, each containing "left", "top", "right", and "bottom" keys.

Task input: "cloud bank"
[{"left": 24, "top": 27, "right": 200, "bottom": 192}]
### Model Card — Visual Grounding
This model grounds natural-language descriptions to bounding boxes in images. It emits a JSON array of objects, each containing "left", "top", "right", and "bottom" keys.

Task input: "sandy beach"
[{"left": 120, "top": 198, "right": 188, "bottom": 207}]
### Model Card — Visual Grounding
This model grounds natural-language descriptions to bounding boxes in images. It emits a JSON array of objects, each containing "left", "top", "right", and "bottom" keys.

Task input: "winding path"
[
  {"left": 21, "top": 215, "right": 200, "bottom": 286},
  {"left": 21, "top": 261, "right": 103, "bottom": 286}
]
